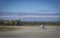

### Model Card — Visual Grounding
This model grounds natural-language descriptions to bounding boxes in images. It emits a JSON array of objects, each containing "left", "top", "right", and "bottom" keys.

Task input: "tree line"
[
  {"left": 0, "top": 20, "right": 23, "bottom": 26},
  {"left": 0, "top": 20, "right": 60, "bottom": 26}
]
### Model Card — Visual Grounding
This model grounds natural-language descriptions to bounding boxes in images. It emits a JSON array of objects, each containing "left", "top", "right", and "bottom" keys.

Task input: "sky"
[
  {"left": 0, "top": 0, "right": 60, "bottom": 13},
  {"left": 0, "top": 0, "right": 60, "bottom": 21}
]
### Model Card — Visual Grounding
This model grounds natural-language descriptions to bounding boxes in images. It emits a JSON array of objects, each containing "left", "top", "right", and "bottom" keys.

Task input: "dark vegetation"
[{"left": 0, "top": 20, "right": 60, "bottom": 26}]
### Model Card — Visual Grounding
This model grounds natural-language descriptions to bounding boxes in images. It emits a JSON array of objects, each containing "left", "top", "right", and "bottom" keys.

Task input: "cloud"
[{"left": 0, "top": 15, "right": 60, "bottom": 18}]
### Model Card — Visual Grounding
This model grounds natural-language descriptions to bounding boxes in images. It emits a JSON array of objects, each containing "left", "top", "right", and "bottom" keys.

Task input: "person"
[{"left": 40, "top": 24, "right": 45, "bottom": 30}]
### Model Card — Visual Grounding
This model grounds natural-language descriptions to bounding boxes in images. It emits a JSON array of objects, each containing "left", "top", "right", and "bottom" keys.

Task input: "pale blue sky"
[
  {"left": 0, "top": 0, "right": 60, "bottom": 21},
  {"left": 0, "top": 0, "right": 60, "bottom": 13}
]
